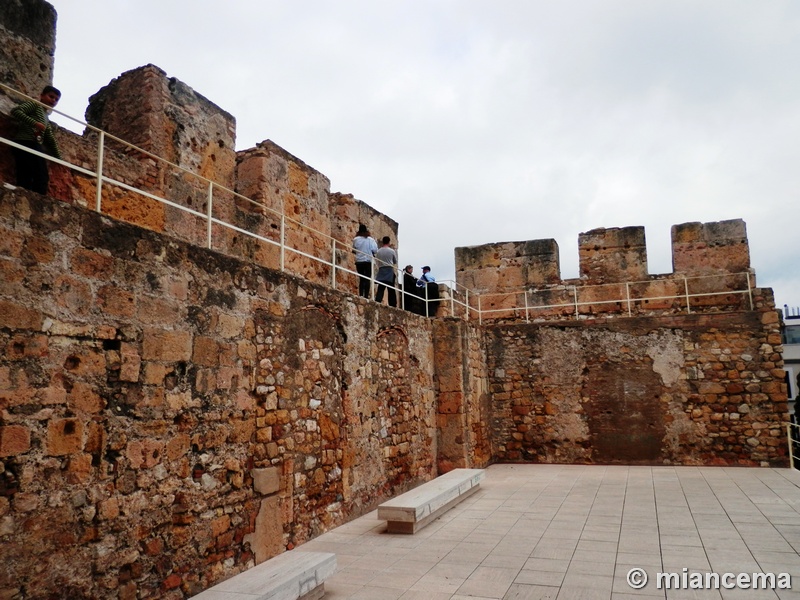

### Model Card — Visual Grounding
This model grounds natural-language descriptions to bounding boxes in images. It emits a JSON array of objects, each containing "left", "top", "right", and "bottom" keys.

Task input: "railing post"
[
  {"left": 626, "top": 282, "right": 632, "bottom": 317},
  {"left": 524, "top": 289, "right": 530, "bottom": 323},
  {"left": 788, "top": 424, "right": 795, "bottom": 470},
  {"left": 573, "top": 286, "right": 579, "bottom": 318},
  {"left": 94, "top": 131, "right": 105, "bottom": 212},
  {"left": 331, "top": 238, "right": 337, "bottom": 289},
  {"left": 684, "top": 277, "right": 691, "bottom": 314},
  {"left": 206, "top": 182, "right": 214, "bottom": 250},
  {"left": 450, "top": 285, "right": 455, "bottom": 318},
  {"left": 464, "top": 289, "right": 469, "bottom": 321},
  {"left": 478, "top": 294, "right": 482, "bottom": 326},
  {"left": 280, "top": 215, "right": 286, "bottom": 272},
  {"left": 746, "top": 271, "right": 754, "bottom": 310}
]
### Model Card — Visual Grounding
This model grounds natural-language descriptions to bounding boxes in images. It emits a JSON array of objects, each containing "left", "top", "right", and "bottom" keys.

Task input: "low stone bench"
[
  {"left": 377, "top": 468, "right": 485, "bottom": 534},
  {"left": 192, "top": 550, "right": 336, "bottom": 600}
]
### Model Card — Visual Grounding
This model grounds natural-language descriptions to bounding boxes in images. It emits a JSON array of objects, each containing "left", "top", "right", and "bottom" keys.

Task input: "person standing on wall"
[
  {"left": 417, "top": 265, "right": 440, "bottom": 316},
  {"left": 416, "top": 265, "right": 436, "bottom": 286},
  {"left": 374, "top": 236, "right": 398, "bottom": 307},
  {"left": 402, "top": 265, "right": 424, "bottom": 315},
  {"left": 352, "top": 224, "right": 378, "bottom": 298},
  {"left": 11, "top": 86, "right": 62, "bottom": 194}
]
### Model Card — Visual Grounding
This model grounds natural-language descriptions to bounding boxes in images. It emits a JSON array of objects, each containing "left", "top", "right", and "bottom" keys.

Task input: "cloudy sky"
[{"left": 46, "top": 0, "right": 799, "bottom": 311}]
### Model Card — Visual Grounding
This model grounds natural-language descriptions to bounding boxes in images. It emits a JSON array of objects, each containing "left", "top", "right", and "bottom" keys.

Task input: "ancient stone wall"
[
  {"left": 0, "top": 0, "right": 56, "bottom": 113},
  {"left": 486, "top": 304, "right": 788, "bottom": 466},
  {"left": 0, "top": 188, "right": 438, "bottom": 599}
]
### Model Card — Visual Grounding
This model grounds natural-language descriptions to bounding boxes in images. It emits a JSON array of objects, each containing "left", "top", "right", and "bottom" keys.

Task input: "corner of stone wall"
[{"left": 432, "top": 318, "right": 492, "bottom": 472}]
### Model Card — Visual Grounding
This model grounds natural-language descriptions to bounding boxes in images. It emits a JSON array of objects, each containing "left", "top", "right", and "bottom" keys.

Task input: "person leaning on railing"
[{"left": 10, "top": 85, "right": 62, "bottom": 194}]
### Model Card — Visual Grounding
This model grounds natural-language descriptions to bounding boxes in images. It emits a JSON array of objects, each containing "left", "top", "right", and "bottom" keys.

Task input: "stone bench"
[
  {"left": 377, "top": 468, "right": 485, "bottom": 534},
  {"left": 192, "top": 550, "right": 336, "bottom": 600}
]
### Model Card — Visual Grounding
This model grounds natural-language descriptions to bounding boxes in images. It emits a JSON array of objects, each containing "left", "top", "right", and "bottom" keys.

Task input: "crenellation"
[
  {"left": 455, "top": 238, "right": 561, "bottom": 292},
  {"left": 671, "top": 218, "right": 750, "bottom": 275},
  {"left": 455, "top": 219, "right": 757, "bottom": 321},
  {"left": 578, "top": 225, "right": 648, "bottom": 284}
]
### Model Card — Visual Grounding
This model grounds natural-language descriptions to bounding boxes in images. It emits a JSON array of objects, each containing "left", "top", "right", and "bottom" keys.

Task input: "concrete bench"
[
  {"left": 192, "top": 550, "right": 336, "bottom": 600},
  {"left": 377, "top": 468, "right": 485, "bottom": 534}
]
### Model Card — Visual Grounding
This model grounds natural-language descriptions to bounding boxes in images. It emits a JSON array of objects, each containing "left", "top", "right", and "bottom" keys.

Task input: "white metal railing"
[
  {"left": 472, "top": 271, "right": 754, "bottom": 324},
  {"left": 0, "top": 83, "right": 760, "bottom": 324},
  {"left": 0, "top": 83, "right": 455, "bottom": 314},
  {"left": 788, "top": 421, "right": 800, "bottom": 470}
]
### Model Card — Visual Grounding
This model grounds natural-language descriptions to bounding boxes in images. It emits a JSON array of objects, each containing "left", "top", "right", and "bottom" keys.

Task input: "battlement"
[{"left": 455, "top": 219, "right": 755, "bottom": 320}]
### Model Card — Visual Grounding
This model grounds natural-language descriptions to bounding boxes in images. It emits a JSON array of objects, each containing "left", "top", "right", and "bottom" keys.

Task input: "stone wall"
[
  {"left": 486, "top": 305, "right": 788, "bottom": 466},
  {"left": 0, "top": 0, "right": 56, "bottom": 113},
  {"left": 0, "top": 188, "right": 442, "bottom": 599}
]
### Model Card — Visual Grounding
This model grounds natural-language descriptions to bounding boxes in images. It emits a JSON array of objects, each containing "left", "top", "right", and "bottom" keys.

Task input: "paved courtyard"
[{"left": 302, "top": 464, "right": 800, "bottom": 599}]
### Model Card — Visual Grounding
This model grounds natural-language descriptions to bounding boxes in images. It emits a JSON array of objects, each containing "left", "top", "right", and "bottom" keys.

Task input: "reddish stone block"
[
  {"left": 210, "top": 515, "right": 231, "bottom": 538},
  {"left": 166, "top": 434, "right": 190, "bottom": 461},
  {"left": 66, "top": 453, "right": 93, "bottom": 484},
  {"left": 119, "top": 343, "right": 141, "bottom": 383},
  {"left": 438, "top": 391, "right": 463, "bottom": 414},
  {"left": 0, "top": 425, "right": 31, "bottom": 457},
  {"left": 68, "top": 381, "right": 104, "bottom": 414},
  {"left": 136, "top": 294, "right": 182, "bottom": 326},
  {"left": 98, "top": 284, "right": 136, "bottom": 318},
  {"left": 142, "top": 537, "right": 165, "bottom": 556},
  {"left": 24, "top": 236, "right": 55, "bottom": 264},
  {"left": 0, "top": 229, "right": 24, "bottom": 258},
  {"left": 0, "top": 300, "right": 43, "bottom": 330},
  {"left": 70, "top": 248, "right": 115, "bottom": 278},
  {"left": 142, "top": 329, "right": 193, "bottom": 362},
  {"left": 46, "top": 419, "right": 83, "bottom": 456},
  {"left": 192, "top": 336, "right": 219, "bottom": 367},
  {"left": 162, "top": 574, "right": 182, "bottom": 591}
]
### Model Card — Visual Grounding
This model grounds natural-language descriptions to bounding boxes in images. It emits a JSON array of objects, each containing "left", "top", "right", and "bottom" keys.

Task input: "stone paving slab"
[{"left": 301, "top": 464, "right": 800, "bottom": 600}]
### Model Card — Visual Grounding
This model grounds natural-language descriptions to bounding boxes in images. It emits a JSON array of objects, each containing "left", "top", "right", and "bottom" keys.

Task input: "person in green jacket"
[{"left": 11, "top": 85, "right": 62, "bottom": 194}]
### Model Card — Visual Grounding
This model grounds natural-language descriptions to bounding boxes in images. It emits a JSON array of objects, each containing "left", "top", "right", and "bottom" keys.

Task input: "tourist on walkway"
[
  {"left": 402, "top": 265, "right": 424, "bottom": 315},
  {"left": 374, "top": 236, "right": 398, "bottom": 307},
  {"left": 11, "top": 86, "right": 62, "bottom": 194},
  {"left": 417, "top": 265, "right": 440, "bottom": 316},
  {"left": 352, "top": 224, "right": 378, "bottom": 298}
]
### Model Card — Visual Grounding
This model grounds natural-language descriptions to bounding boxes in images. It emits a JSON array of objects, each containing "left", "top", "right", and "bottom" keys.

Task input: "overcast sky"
[{"left": 46, "top": 0, "right": 799, "bottom": 311}]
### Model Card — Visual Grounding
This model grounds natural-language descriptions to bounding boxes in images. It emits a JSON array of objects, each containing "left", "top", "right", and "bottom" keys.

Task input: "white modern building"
[{"left": 782, "top": 305, "right": 800, "bottom": 415}]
